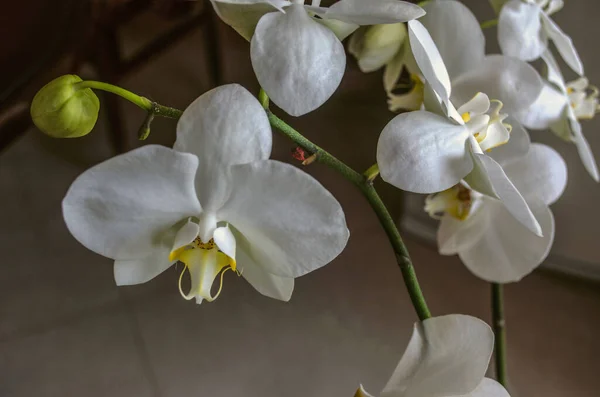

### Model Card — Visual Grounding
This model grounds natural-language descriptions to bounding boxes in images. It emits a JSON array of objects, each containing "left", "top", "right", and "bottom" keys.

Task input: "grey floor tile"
[{"left": 0, "top": 307, "right": 155, "bottom": 397}]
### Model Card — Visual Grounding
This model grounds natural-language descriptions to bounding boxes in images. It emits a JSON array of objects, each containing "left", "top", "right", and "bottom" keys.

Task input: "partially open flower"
[
  {"left": 30, "top": 75, "right": 100, "bottom": 138},
  {"left": 348, "top": 23, "right": 407, "bottom": 73}
]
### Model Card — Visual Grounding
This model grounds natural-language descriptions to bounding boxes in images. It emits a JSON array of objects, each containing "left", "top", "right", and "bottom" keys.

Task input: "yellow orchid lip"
[
  {"left": 425, "top": 184, "right": 473, "bottom": 221},
  {"left": 170, "top": 237, "right": 237, "bottom": 304}
]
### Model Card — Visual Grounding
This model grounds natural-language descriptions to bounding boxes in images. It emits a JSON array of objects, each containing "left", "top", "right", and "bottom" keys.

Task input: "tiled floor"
[{"left": 1, "top": 7, "right": 600, "bottom": 397}]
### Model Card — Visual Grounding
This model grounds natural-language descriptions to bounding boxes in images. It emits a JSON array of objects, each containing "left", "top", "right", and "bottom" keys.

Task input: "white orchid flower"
[
  {"left": 517, "top": 51, "right": 599, "bottom": 181},
  {"left": 355, "top": 315, "right": 510, "bottom": 397},
  {"left": 347, "top": 22, "right": 424, "bottom": 112},
  {"left": 427, "top": 127, "right": 567, "bottom": 283},
  {"left": 496, "top": 0, "right": 583, "bottom": 75},
  {"left": 377, "top": 18, "right": 543, "bottom": 236},
  {"left": 348, "top": 23, "right": 407, "bottom": 74},
  {"left": 62, "top": 84, "right": 349, "bottom": 304},
  {"left": 211, "top": 0, "right": 425, "bottom": 117}
]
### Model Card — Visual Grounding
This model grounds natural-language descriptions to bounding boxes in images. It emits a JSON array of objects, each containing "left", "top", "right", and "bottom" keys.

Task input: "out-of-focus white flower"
[
  {"left": 377, "top": 19, "right": 543, "bottom": 236},
  {"left": 347, "top": 22, "right": 423, "bottom": 112},
  {"left": 518, "top": 51, "right": 599, "bottom": 181},
  {"left": 496, "top": 0, "right": 583, "bottom": 75},
  {"left": 211, "top": 0, "right": 425, "bottom": 116},
  {"left": 348, "top": 23, "right": 407, "bottom": 74},
  {"left": 427, "top": 135, "right": 567, "bottom": 283},
  {"left": 62, "top": 84, "right": 349, "bottom": 304},
  {"left": 356, "top": 315, "right": 510, "bottom": 397}
]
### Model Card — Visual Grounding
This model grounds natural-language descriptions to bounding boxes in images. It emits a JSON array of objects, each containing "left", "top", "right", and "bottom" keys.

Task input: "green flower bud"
[
  {"left": 349, "top": 23, "right": 407, "bottom": 73},
  {"left": 30, "top": 75, "right": 100, "bottom": 138}
]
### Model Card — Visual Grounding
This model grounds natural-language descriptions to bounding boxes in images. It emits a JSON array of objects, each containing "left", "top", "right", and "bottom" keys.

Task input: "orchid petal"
[
  {"left": 170, "top": 219, "right": 200, "bottom": 256},
  {"left": 210, "top": 0, "right": 291, "bottom": 41},
  {"left": 377, "top": 110, "right": 473, "bottom": 194},
  {"left": 516, "top": 82, "right": 567, "bottom": 130},
  {"left": 488, "top": 118, "right": 531, "bottom": 166},
  {"left": 62, "top": 145, "right": 201, "bottom": 260},
  {"left": 175, "top": 84, "right": 272, "bottom": 212},
  {"left": 213, "top": 225, "right": 237, "bottom": 261},
  {"left": 569, "top": 117, "right": 600, "bottom": 182},
  {"left": 540, "top": 12, "right": 584, "bottom": 75},
  {"left": 381, "top": 314, "right": 494, "bottom": 397},
  {"left": 408, "top": 20, "right": 452, "bottom": 113},
  {"left": 438, "top": 207, "right": 488, "bottom": 256},
  {"left": 465, "top": 151, "right": 542, "bottom": 236},
  {"left": 503, "top": 143, "right": 568, "bottom": 204},
  {"left": 498, "top": 0, "right": 547, "bottom": 62},
  {"left": 451, "top": 55, "right": 543, "bottom": 117},
  {"left": 219, "top": 160, "right": 349, "bottom": 278},
  {"left": 114, "top": 244, "right": 173, "bottom": 286},
  {"left": 420, "top": 0, "right": 485, "bottom": 80},
  {"left": 348, "top": 24, "right": 406, "bottom": 73},
  {"left": 459, "top": 200, "right": 554, "bottom": 283},
  {"left": 236, "top": 239, "right": 294, "bottom": 301},
  {"left": 310, "top": 0, "right": 425, "bottom": 25},
  {"left": 251, "top": 4, "right": 346, "bottom": 116},
  {"left": 314, "top": 17, "right": 359, "bottom": 41}
]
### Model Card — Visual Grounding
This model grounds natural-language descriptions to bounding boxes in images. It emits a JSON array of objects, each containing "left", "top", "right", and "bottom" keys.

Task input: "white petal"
[
  {"left": 498, "top": 0, "right": 547, "bottom": 62},
  {"left": 348, "top": 24, "right": 406, "bottom": 73},
  {"left": 420, "top": 0, "right": 485, "bottom": 80},
  {"left": 516, "top": 81, "right": 568, "bottom": 130},
  {"left": 213, "top": 225, "right": 237, "bottom": 260},
  {"left": 457, "top": 92, "right": 490, "bottom": 117},
  {"left": 114, "top": 247, "right": 173, "bottom": 286},
  {"left": 219, "top": 160, "right": 349, "bottom": 278},
  {"left": 540, "top": 12, "right": 584, "bottom": 75},
  {"left": 488, "top": 118, "right": 531, "bottom": 166},
  {"left": 251, "top": 4, "right": 346, "bottom": 116},
  {"left": 381, "top": 314, "right": 493, "bottom": 397},
  {"left": 569, "top": 118, "right": 600, "bottom": 182},
  {"left": 314, "top": 17, "right": 359, "bottom": 41},
  {"left": 62, "top": 145, "right": 201, "bottom": 260},
  {"left": 170, "top": 220, "right": 200, "bottom": 254},
  {"left": 210, "top": 0, "right": 290, "bottom": 41},
  {"left": 238, "top": 243, "right": 294, "bottom": 301},
  {"left": 408, "top": 20, "right": 452, "bottom": 112},
  {"left": 459, "top": 378, "right": 510, "bottom": 397},
  {"left": 437, "top": 207, "right": 488, "bottom": 256},
  {"left": 541, "top": 50, "right": 566, "bottom": 89},
  {"left": 459, "top": 200, "right": 554, "bottom": 283},
  {"left": 377, "top": 111, "right": 473, "bottom": 194},
  {"left": 464, "top": 152, "right": 542, "bottom": 236},
  {"left": 175, "top": 84, "right": 272, "bottom": 212},
  {"left": 311, "top": 0, "right": 425, "bottom": 25},
  {"left": 451, "top": 55, "right": 543, "bottom": 117},
  {"left": 503, "top": 143, "right": 568, "bottom": 205}
]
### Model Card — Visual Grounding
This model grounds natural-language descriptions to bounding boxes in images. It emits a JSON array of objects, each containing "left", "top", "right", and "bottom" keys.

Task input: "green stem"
[
  {"left": 75, "top": 81, "right": 183, "bottom": 119},
  {"left": 480, "top": 18, "right": 498, "bottom": 29},
  {"left": 267, "top": 110, "right": 431, "bottom": 321},
  {"left": 491, "top": 283, "right": 507, "bottom": 387}
]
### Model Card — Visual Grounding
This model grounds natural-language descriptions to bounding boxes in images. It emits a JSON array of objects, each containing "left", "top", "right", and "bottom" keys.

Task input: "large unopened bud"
[
  {"left": 349, "top": 23, "right": 407, "bottom": 73},
  {"left": 30, "top": 75, "right": 100, "bottom": 138}
]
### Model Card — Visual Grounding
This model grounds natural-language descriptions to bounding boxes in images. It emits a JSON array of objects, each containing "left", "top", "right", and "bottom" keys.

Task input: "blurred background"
[{"left": 0, "top": 1, "right": 598, "bottom": 396}]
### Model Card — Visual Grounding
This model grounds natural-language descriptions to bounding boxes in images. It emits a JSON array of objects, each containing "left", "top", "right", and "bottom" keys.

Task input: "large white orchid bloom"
[
  {"left": 427, "top": 125, "right": 567, "bottom": 283},
  {"left": 62, "top": 84, "right": 349, "bottom": 304},
  {"left": 211, "top": 0, "right": 425, "bottom": 116},
  {"left": 518, "top": 51, "right": 599, "bottom": 181},
  {"left": 356, "top": 315, "right": 510, "bottom": 397},
  {"left": 496, "top": 0, "right": 583, "bottom": 75},
  {"left": 377, "top": 19, "right": 543, "bottom": 236}
]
